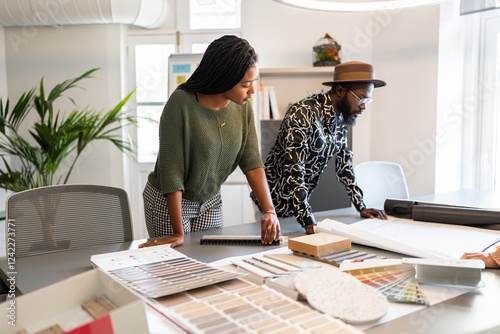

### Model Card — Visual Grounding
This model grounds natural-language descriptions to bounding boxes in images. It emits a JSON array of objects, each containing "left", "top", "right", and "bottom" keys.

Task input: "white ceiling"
[{"left": 0, "top": 0, "right": 170, "bottom": 29}]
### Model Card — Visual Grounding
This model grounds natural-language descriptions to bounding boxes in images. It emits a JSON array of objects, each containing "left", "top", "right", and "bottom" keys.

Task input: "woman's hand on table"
[
  {"left": 261, "top": 211, "right": 280, "bottom": 244},
  {"left": 461, "top": 252, "right": 500, "bottom": 269},
  {"left": 138, "top": 233, "right": 184, "bottom": 248}
]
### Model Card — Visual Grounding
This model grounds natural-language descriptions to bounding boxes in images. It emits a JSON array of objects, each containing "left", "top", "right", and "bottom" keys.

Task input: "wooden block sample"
[
  {"left": 82, "top": 297, "right": 116, "bottom": 319},
  {"left": 288, "top": 232, "right": 351, "bottom": 256},
  {"left": 14, "top": 330, "right": 29, "bottom": 334},
  {"left": 35, "top": 324, "right": 64, "bottom": 334}
]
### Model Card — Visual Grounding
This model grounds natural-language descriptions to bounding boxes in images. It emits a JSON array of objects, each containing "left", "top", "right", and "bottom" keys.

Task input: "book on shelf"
[
  {"left": 268, "top": 86, "right": 280, "bottom": 119},
  {"left": 261, "top": 84, "right": 270, "bottom": 120},
  {"left": 260, "top": 85, "right": 280, "bottom": 120}
]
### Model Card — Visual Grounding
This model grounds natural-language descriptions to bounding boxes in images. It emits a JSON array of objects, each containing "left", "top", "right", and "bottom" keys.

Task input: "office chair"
[
  {"left": 6, "top": 184, "right": 133, "bottom": 258},
  {"left": 354, "top": 161, "right": 410, "bottom": 208}
]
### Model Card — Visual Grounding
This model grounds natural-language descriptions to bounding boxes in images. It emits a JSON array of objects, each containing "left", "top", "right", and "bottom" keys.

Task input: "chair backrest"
[
  {"left": 354, "top": 161, "right": 409, "bottom": 209},
  {"left": 6, "top": 184, "right": 133, "bottom": 258}
]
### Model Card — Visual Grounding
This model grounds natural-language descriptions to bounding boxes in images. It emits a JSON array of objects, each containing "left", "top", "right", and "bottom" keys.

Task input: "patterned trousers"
[{"left": 143, "top": 181, "right": 222, "bottom": 238}]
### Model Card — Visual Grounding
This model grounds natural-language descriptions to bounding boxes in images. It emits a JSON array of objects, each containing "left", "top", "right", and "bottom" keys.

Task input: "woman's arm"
[
  {"left": 245, "top": 167, "right": 280, "bottom": 244},
  {"left": 139, "top": 190, "right": 185, "bottom": 248},
  {"left": 460, "top": 247, "right": 500, "bottom": 269}
]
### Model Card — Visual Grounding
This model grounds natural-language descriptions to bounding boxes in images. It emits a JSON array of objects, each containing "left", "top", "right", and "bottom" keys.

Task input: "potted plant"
[{"left": 0, "top": 68, "right": 137, "bottom": 193}]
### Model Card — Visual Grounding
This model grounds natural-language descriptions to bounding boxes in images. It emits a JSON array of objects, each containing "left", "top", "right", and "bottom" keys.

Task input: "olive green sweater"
[{"left": 148, "top": 89, "right": 263, "bottom": 202}]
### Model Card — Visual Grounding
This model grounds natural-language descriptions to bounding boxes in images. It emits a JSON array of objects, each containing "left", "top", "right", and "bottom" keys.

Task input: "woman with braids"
[{"left": 139, "top": 35, "right": 280, "bottom": 248}]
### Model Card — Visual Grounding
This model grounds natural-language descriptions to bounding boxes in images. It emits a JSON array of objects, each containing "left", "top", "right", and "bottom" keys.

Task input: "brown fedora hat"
[{"left": 322, "top": 61, "right": 386, "bottom": 88}]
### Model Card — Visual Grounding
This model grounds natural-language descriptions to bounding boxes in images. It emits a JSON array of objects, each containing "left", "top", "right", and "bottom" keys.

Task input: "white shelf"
[
  {"left": 258, "top": 67, "right": 334, "bottom": 120},
  {"left": 260, "top": 66, "right": 336, "bottom": 76}
]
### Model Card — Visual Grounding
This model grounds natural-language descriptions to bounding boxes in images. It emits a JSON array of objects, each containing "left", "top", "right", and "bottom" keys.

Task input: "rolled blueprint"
[
  {"left": 384, "top": 198, "right": 415, "bottom": 218},
  {"left": 384, "top": 198, "right": 500, "bottom": 230},
  {"left": 412, "top": 205, "right": 500, "bottom": 226}
]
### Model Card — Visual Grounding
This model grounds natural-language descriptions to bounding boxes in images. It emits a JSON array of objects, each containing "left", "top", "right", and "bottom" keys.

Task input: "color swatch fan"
[{"left": 342, "top": 262, "right": 429, "bottom": 305}]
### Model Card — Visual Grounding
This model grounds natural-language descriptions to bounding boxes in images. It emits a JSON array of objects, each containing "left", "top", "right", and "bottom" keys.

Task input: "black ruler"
[{"left": 200, "top": 235, "right": 286, "bottom": 246}]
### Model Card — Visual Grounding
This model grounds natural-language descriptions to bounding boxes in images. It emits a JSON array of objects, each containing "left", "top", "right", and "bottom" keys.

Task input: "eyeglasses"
[{"left": 346, "top": 88, "right": 373, "bottom": 107}]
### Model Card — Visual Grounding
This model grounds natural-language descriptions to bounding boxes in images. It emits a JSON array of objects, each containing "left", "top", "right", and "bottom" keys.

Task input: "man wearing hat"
[{"left": 251, "top": 61, "right": 388, "bottom": 234}]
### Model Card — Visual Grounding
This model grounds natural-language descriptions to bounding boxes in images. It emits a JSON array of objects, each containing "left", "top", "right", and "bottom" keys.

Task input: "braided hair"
[{"left": 178, "top": 35, "right": 257, "bottom": 95}]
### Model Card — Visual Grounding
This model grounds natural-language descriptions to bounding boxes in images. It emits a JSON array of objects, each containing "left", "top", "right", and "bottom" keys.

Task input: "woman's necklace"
[
  {"left": 194, "top": 92, "right": 227, "bottom": 127},
  {"left": 213, "top": 111, "right": 226, "bottom": 127}
]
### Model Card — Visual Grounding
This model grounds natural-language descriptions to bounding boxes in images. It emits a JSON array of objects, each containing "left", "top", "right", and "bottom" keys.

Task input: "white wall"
[
  {"left": 241, "top": 0, "right": 373, "bottom": 68},
  {"left": 435, "top": 1, "right": 464, "bottom": 193},
  {"left": 243, "top": 1, "right": 442, "bottom": 198},
  {"left": 0, "top": 27, "right": 6, "bottom": 99},
  {"left": 371, "top": 5, "right": 440, "bottom": 197},
  {"left": 3, "top": 24, "right": 127, "bottom": 190},
  {"left": 0, "top": 26, "right": 10, "bottom": 212},
  {"left": 241, "top": 0, "right": 375, "bottom": 169}
]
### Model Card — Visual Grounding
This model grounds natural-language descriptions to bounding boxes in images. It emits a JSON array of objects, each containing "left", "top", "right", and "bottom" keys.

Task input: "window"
[
  {"left": 480, "top": 13, "right": 500, "bottom": 190},
  {"left": 192, "top": 43, "right": 211, "bottom": 53},
  {"left": 131, "top": 38, "right": 225, "bottom": 163},
  {"left": 134, "top": 43, "right": 176, "bottom": 163},
  {"left": 462, "top": 9, "right": 500, "bottom": 190},
  {"left": 128, "top": 2, "right": 241, "bottom": 163}
]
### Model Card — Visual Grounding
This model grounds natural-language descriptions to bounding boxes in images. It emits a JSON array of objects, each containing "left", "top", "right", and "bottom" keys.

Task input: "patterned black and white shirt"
[{"left": 254, "top": 92, "right": 366, "bottom": 227}]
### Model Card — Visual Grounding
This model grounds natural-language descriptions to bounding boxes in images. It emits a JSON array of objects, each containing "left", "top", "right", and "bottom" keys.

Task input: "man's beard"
[{"left": 338, "top": 95, "right": 357, "bottom": 128}]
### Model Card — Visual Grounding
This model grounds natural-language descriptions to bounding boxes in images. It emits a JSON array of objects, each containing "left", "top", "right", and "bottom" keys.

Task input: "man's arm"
[{"left": 334, "top": 129, "right": 387, "bottom": 220}]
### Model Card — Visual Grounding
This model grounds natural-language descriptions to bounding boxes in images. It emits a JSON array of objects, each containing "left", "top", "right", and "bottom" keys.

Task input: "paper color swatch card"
[
  {"left": 91, "top": 245, "right": 242, "bottom": 299},
  {"left": 153, "top": 277, "right": 363, "bottom": 334}
]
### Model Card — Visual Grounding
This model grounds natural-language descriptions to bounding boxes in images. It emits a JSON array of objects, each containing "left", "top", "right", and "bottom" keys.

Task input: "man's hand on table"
[
  {"left": 360, "top": 208, "right": 388, "bottom": 220},
  {"left": 304, "top": 224, "right": 316, "bottom": 234}
]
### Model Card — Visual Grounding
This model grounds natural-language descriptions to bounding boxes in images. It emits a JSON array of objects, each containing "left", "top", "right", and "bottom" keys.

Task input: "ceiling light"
[{"left": 272, "top": 0, "right": 444, "bottom": 12}]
